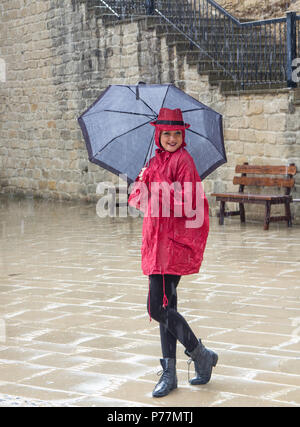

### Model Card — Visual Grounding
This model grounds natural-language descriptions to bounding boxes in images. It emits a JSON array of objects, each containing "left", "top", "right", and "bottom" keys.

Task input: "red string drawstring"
[{"left": 162, "top": 274, "right": 168, "bottom": 309}]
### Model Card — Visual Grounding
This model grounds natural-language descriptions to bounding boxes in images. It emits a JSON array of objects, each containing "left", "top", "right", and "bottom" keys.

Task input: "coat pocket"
[{"left": 168, "top": 237, "right": 193, "bottom": 266}]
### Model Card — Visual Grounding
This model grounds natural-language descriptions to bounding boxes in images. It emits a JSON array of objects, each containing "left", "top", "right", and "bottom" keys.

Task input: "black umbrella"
[{"left": 78, "top": 83, "right": 226, "bottom": 183}]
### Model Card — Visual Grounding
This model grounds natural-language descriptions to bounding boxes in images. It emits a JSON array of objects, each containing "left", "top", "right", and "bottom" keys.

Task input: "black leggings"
[{"left": 148, "top": 274, "right": 199, "bottom": 359}]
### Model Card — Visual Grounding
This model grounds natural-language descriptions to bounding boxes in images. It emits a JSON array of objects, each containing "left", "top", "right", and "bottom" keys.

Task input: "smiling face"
[{"left": 160, "top": 130, "right": 183, "bottom": 153}]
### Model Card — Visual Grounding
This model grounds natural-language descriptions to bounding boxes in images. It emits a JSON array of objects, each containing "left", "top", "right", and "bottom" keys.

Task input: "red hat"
[{"left": 150, "top": 108, "right": 190, "bottom": 130}]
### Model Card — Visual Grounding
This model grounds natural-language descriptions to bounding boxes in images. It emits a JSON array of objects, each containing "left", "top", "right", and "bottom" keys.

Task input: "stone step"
[
  {"left": 146, "top": 14, "right": 271, "bottom": 35},
  {"left": 172, "top": 39, "right": 284, "bottom": 55},
  {"left": 184, "top": 55, "right": 285, "bottom": 77},
  {"left": 164, "top": 33, "right": 277, "bottom": 48},
  {"left": 186, "top": 51, "right": 285, "bottom": 66},
  {"left": 219, "top": 79, "right": 287, "bottom": 92},
  {"left": 206, "top": 69, "right": 285, "bottom": 82},
  {"left": 154, "top": 22, "right": 272, "bottom": 40},
  {"left": 179, "top": 51, "right": 285, "bottom": 70},
  {"left": 196, "top": 57, "right": 285, "bottom": 68}
]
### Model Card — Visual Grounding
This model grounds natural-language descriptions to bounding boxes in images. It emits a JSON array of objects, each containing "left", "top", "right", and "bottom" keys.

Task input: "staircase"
[{"left": 93, "top": 0, "right": 300, "bottom": 94}]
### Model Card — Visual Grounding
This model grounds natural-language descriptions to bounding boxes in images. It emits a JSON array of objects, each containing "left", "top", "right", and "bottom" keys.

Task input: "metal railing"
[
  {"left": 95, "top": 0, "right": 150, "bottom": 17},
  {"left": 97, "top": 0, "right": 300, "bottom": 90}
]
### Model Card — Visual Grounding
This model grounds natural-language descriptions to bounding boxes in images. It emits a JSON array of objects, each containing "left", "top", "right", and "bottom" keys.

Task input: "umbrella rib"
[
  {"left": 103, "top": 109, "right": 155, "bottom": 119},
  {"left": 187, "top": 128, "right": 225, "bottom": 156},
  {"left": 126, "top": 86, "right": 158, "bottom": 117},
  {"left": 83, "top": 109, "right": 154, "bottom": 119},
  {"left": 90, "top": 119, "right": 153, "bottom": 160},
  {"left": 181, "top": 108, "right": 207, "bottom": 113},
  {"left": 160, "top": 84, "right": 171, "bottom": 109}
]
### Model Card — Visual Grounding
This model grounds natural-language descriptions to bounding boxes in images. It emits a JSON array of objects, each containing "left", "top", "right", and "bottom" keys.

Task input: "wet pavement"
[{"left": 0, "top": 194, "right": 300, "bottom": 407}]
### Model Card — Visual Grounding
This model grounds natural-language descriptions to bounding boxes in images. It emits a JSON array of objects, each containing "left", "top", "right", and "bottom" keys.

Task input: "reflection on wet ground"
[{"left": 0, "top": 195, "right": 299, "bottom": 407}]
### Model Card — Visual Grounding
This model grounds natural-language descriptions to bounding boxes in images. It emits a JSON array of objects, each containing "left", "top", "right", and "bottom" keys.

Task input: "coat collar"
[{"left": 155, "top": 145, "right": 185, "bottom": 161}]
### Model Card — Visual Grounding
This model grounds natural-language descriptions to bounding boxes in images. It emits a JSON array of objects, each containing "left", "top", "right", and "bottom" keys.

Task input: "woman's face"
[{"left": 160, "top": 130, "right": 183, "bottom": 153}]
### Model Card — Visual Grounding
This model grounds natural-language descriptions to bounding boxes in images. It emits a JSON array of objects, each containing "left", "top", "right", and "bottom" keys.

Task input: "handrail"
[
  {"left": 241, "top": 17, "right": 287, "bottom": 26},
  {"left": 98, "top": 0, "right": 120, "bottom": 18},
  {"left": 206, "top": 0, "right": 240, "bottom": 25}
]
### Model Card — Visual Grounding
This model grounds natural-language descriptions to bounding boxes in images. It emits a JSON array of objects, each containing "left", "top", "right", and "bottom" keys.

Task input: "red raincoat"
[{"left": 128, "top": 128, "right": 209, "bottom": 278}]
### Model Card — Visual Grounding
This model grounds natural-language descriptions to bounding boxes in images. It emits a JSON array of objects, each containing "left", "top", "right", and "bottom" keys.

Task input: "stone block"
[
  {"left": 48, "top": 181, "right": 57, "bottom": 191},
  {"left": 239, "top": 129, "right": 257, "bottom": 142},
  {"left": 244, "top": 142, "right": 264, "bottom": 156},
  {"left": 256, "top": 131, "right": 277, "bottom": 145},
  {"left": 248, "top": 115, "right": 268, "bottom": 131},
  {"left": 38, "top": 180, "right": 48, "bottom": 190},
  {"left": 267, "top": 115, "right": 286, "bottom": 132},
  {"left": 247, "top": 100, "right": 264, "bottom": 116},
  {"left": 226, "top": 99, "right": 245, "bottom": 117}
]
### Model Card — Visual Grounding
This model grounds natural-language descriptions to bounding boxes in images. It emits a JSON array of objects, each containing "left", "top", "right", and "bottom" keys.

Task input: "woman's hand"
[{"left": 138, "top": 167, "right": 147, "bottom": 181}]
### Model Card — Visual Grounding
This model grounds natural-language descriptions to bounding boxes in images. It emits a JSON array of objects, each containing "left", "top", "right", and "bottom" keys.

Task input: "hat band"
[{"left": 155, "top": 120, "right": 185, "bottom": 126}]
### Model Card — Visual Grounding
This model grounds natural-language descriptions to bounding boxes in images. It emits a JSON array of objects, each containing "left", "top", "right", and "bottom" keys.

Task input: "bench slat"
[
  {"left": 233, "top": 176, "right": 295, "bottom": 188},
  {"left": 235, "top": 164, "right": 297, "bottom": 175},
  {"left": 211, "top": 192, "right": 292, "bottom": 202}
]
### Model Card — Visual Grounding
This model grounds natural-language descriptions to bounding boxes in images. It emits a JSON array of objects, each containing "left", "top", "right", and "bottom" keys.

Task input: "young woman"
[{"left": 128, "top": 108, "right": 218, "bottom": 398}]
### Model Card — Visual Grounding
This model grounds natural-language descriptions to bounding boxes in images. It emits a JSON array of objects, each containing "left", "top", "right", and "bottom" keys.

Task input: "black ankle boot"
[
  {"left": 185, "top": 339, "right": 218, "bottom": 385},
  {"left": 152, "top": 358, "right": 177, "bottom": 398}
]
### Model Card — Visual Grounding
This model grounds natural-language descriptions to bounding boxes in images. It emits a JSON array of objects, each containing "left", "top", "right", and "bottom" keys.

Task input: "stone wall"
[{"left": 0, "top": 0, "right": 299, "bottom": 223}]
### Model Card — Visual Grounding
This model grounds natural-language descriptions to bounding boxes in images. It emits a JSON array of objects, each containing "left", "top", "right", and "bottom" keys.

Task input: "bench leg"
[
  {"left": 219, "top": 201, "right": 225, "bottom": 225},
  {"left": 285, "top": 201, "right": 292, "bottom": 227},
  {"left": 239, "top": 203, "right": 245, "bottom": 223},
  {"left": 264, "top": 201, "right": 271, "bottom": 230}
]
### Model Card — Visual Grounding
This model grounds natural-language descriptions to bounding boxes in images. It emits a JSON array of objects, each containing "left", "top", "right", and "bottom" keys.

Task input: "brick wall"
[{"left": 0, "top": 0, "right": 299, "bottom": 223}]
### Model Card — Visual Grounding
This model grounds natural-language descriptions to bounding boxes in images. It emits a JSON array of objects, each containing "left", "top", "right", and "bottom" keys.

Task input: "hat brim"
[{"left": 150, "top": 121, "right": 190, "bottom": 130}]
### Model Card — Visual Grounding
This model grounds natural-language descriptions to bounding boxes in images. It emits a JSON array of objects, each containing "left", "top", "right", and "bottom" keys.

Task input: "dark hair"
[{"left": 159, "top": 131, "right": 163, "bottom": 149}]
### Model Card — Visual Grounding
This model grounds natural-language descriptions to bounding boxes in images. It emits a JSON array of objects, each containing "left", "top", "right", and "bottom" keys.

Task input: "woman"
[{"left": 128, "top": 108, "right": 218, "bottom": 398}]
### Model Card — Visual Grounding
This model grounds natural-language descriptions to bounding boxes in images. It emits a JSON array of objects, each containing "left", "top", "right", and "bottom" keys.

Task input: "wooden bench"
[{"left": 211, "top": 163, "right": 297, "bottom": 230}]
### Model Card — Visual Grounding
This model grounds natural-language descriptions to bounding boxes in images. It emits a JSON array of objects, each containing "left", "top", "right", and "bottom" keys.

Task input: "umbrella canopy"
[{"left": 78, "top": 83, "right": 226, "bottom": 183}]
